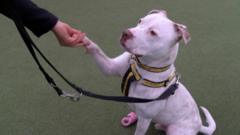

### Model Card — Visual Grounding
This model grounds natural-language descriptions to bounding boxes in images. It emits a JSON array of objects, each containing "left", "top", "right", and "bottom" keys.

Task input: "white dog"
[{"left": 82, "top": 9, "right": 216, "bottom": 135}]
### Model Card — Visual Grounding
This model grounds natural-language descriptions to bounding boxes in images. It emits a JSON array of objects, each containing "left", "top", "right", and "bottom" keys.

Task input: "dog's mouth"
[
  {"left": 120, "top": 34, "right": 143, "bottom": 57},
  {"left": 120, "top": 36, "right": 128, "bottom": 47},
  {"left": 120, "top": 35, "right": 131, "bottom": 51},
  {"left": 120, "top": 44, "right": 143, "bottom": 57},
  {"left": 136, "top": 54, "right": 143, "bottom": 57}
]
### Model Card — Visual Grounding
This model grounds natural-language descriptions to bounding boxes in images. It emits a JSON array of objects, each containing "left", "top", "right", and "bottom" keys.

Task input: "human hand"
[{"left": 52, "top": 21, "right": 85, "bottom": 47}]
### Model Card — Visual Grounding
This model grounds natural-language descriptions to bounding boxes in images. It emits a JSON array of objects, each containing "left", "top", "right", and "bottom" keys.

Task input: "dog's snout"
[
  {"left": 120, "top": 30, "right": 133, "bottom": 46},
  {"left": 122, "top": 30, "right": 133, "bottom": 41}
]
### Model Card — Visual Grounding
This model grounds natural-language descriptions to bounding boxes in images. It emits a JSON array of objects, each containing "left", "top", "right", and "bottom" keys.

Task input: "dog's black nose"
[{"left": 122, "top": 30, "right": 133, "bottom": 41}]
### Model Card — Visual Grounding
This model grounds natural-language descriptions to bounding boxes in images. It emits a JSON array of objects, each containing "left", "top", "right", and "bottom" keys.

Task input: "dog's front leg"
[
  {"left": 83, "top": 38, "right": 130, "bottom": 76},
  {"left": 134, "top": 116, "right": 151, "bottom": 135}
]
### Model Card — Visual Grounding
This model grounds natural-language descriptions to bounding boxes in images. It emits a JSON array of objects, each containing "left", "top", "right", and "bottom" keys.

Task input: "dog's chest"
[
  {"left": 121, "top": 59, "right": 178, "bottom": 118},
  {"left": 121, "top": 61, "right": 174, "bottom": 96},
  {"left": 127, "top": 82, "right": 167, "bottom": 117}
]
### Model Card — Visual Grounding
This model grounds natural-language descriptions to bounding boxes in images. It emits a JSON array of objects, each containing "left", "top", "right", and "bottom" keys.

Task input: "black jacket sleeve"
[{"left": 0, "top": 0, "right": 58, "bottom": 37}]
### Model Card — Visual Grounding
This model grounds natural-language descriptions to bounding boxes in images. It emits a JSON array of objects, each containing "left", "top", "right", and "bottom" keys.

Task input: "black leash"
[{"left": 9, "top": 3, "right": 179, "bottom": 103}]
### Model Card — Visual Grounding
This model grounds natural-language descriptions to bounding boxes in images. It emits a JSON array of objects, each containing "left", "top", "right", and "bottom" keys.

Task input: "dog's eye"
[{"left": 150, "top": 30, "right": 157, "bottom": 36}]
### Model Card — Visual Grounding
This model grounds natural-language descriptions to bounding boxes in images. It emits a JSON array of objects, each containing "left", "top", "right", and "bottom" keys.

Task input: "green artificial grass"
[{"left": 0, "top": 0, "right": 240, "bottom": 134}]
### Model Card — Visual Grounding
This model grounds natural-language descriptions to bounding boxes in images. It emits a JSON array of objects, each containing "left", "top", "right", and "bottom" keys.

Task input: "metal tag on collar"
[
  {"left": 175, "top": 73, "right": 181, "bottom": 85},
  {"left": 163, "top": 80, "right": 169, "bottom": 87}
]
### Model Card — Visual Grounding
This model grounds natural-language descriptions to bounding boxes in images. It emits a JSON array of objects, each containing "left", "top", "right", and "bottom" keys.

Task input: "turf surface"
[{"left": 0, "top": 0, "right": 240, "bottom": 135}]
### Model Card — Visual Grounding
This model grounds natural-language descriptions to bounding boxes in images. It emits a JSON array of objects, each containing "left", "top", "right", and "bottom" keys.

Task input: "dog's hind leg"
[
  {"left": 166, "top": 125, "right": 198, "bottom": 135},
  {"left": 154, "top": 123, "right": 166, "bottom": 131},
  {"left": 134, "top": 116, "right": 151, "bottom": 135}
]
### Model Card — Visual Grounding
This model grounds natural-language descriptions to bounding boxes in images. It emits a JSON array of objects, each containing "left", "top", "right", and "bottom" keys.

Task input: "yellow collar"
[{"left": 134, "top": 56, "right": 171, "bottom": 73}]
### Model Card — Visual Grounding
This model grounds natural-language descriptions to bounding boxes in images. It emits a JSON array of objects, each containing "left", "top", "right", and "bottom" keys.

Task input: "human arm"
[{"left": 0, "top": 0, "right": 85, "bottom": 47}]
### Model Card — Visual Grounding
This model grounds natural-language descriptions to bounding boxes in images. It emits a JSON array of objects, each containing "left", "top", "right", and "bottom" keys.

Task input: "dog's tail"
[{"left": 199, "top": 106, "right": 216, "bottom": 135}]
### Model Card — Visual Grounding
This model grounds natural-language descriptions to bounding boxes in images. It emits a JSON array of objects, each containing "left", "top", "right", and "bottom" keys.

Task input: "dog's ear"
[
  {"left": 174, "top": 23, "right": 191, "bottom": 45},
  {"left": 148, "top": 9, "right": 161, "bottom": 14},
  {"left": 148, "top": 9, "right": 167, "bottom": 16}
]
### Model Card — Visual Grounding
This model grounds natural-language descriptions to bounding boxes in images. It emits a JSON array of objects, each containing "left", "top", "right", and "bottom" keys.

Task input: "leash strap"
[
  {"left": 10, "top": 7, "right": 81, "bottom": 101},
  {"left": 8, "top": 2, "right": 179, "bottom": 103}
]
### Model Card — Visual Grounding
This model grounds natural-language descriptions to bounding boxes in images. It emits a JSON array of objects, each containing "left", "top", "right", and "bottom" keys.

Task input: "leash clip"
[
  {"left": 60, "top": 91, "right": 81, "bottom": 102},
  {"left": 48, "top": 82, "right": 81, "bottom": 101}
]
